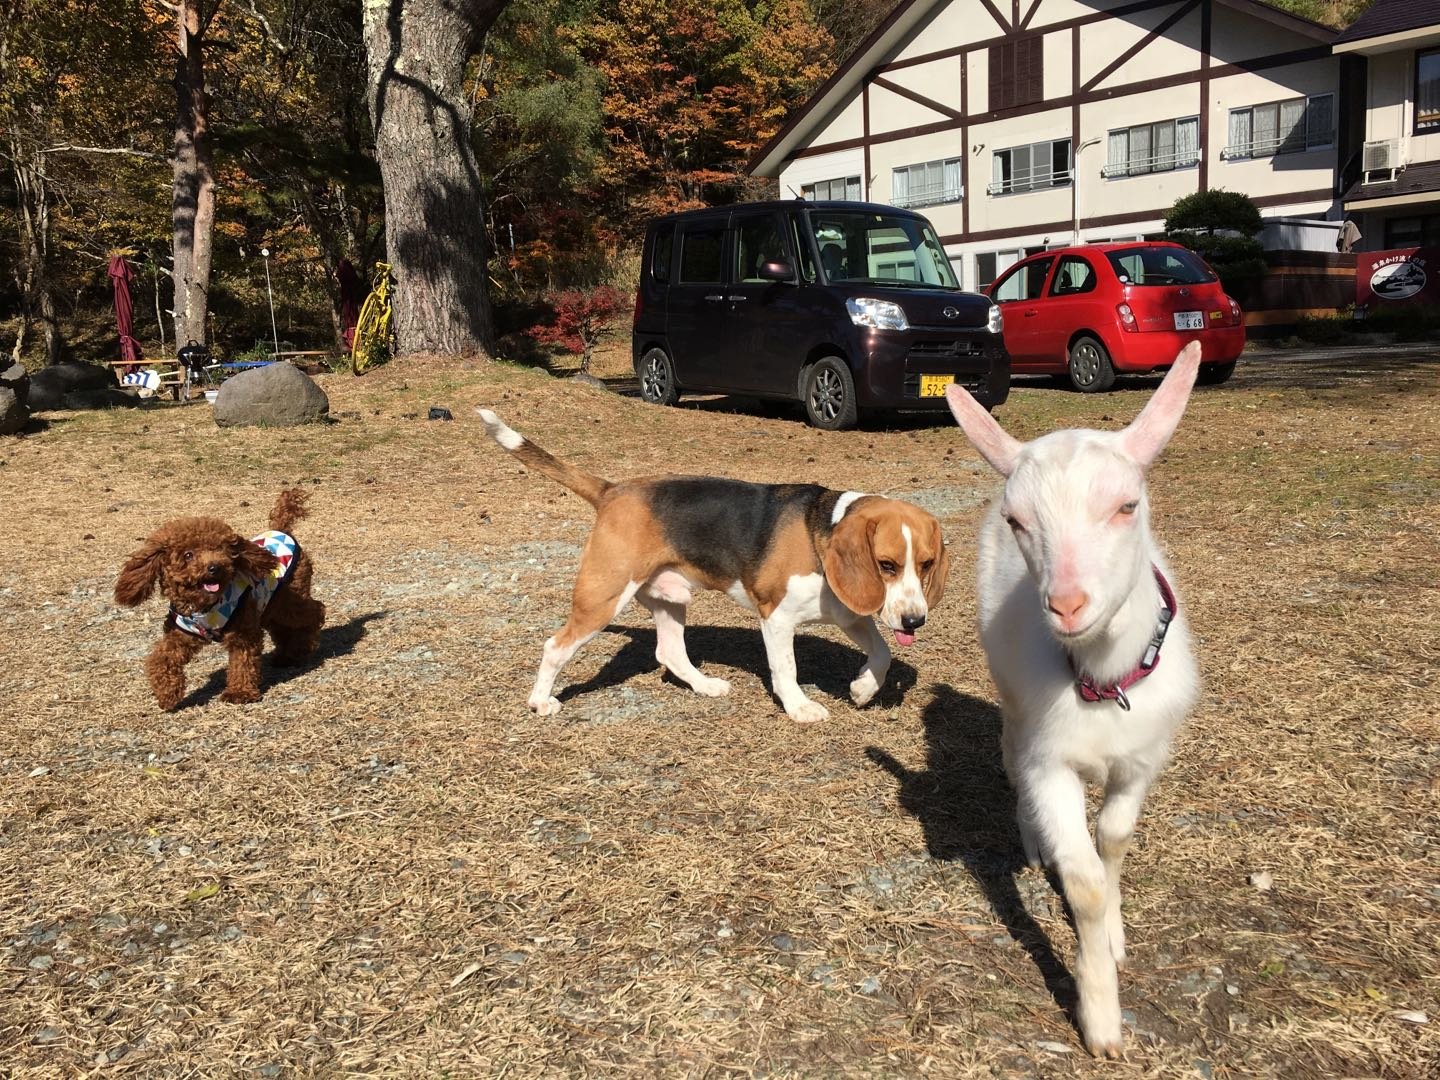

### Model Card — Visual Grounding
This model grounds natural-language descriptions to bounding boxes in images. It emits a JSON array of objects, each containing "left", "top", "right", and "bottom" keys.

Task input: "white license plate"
[
  {"left": 919, "top": 374, "right": 953, "bottom": 397},
  {"left": 1173, "top": 311, "right": 1204, "bottom": 331}
]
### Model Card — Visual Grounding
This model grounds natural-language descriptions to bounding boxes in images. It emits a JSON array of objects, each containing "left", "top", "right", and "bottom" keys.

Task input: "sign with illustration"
[{"left": 1356, "top": 248, "right": 1440, "bottom": 307}]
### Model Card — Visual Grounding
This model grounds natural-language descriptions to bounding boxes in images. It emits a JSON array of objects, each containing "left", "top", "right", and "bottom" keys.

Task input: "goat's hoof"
[
  {"left": 528, "top": 695, "right": 562, "bottom": 717},
  {"left": 692, "top": 676, "right": 731, "bottom": 698},
  {"left": 1080, "top": 1005, "right": 1124, "bottom": 1059},
  {"left": 788, "top": 700, "right": 830, "bottom": 724}
]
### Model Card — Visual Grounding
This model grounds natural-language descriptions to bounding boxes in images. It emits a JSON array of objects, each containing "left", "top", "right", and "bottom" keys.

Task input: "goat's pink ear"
[
  {"left": 1120, "top": 340, "right": 1202, "bottom": 468},
  {"left": 945, "top": 383, "right": 1020, "bottom": 477}
]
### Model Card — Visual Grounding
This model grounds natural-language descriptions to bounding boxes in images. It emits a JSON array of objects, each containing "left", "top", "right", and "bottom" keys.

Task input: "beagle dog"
[{"left": 478, "top": 409, "right": 949, "bottom": 723}]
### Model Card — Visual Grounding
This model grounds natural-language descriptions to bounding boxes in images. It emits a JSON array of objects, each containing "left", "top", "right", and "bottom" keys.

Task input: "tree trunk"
[
  {"left": 9, "top": 136, "right": 64, "bottom": 364},
  {"left": 362, "top": 0, "right": 503, "bottom": 358},
  {"left": 171, "top": 0, "right": 215, "bottom": 348}
]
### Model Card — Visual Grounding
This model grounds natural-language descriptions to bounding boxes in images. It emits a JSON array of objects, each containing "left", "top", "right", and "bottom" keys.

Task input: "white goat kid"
[{"left": 945, "top": 341, "right": 1203, "bottom": 1058}]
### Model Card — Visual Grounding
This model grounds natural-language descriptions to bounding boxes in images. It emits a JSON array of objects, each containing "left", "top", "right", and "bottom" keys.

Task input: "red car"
[{"left": 986, "top": 242, "right": 1244, "bottom": 392}]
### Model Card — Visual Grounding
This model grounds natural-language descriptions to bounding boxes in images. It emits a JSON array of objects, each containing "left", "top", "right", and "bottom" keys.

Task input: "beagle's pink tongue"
[
  {"left": 203, "top": 582, "right": 221, "bottom": 593},
  {"left": 894, "top": 630, "right": 915, "bottom": 647}
]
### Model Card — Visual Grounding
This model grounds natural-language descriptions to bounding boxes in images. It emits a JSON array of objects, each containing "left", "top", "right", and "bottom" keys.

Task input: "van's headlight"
[
  {"left": 987, "top": 303, "right": 1004, "bottom": 334},
  {"left": 847, "top": 297, "right": 909, "bottom": 331}
]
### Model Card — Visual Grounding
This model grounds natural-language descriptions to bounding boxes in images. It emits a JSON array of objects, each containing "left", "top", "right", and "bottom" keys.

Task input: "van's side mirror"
[{"left": 758, "top": 260, "right": 794, "bottom": 282}]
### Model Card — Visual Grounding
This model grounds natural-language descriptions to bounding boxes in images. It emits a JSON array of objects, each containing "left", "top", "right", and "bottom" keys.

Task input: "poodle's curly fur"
[{"left": 115, "top": 489, "right": 326, "bottom": 710}]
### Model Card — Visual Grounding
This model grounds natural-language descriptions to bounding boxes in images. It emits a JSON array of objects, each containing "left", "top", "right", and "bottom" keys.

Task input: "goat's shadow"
[
  {"left": 557, "top": 624, "right": 918, "bottom": 709},
  {"left": 865, "top": 684, "right": 1079, "bottom": 1023},
  {"left": 182, "top": 610, "right": 385, "bottom": 708}
]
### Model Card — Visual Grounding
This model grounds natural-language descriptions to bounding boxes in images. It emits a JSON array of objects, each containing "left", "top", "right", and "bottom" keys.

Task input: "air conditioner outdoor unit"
[{"left": 1362, "top": 138, "right": 1400, "bottom": 184}]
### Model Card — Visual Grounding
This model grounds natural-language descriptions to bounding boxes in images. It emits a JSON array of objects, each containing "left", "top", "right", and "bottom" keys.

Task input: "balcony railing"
[
  {"left": 1100, "top": 150, "right": 1200, "bottom": 177},
  {"left": 986, "top": 169, "right": 1073, "bottom": 196},
  {"left": 1223, "top": 130, "right": 1334, "bottom": 159},
  {"left": 891, "top": 185, "right": 963, "bottom": 209}
]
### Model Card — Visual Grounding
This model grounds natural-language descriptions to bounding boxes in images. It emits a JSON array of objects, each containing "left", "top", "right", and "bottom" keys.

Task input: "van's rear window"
[
  {"left": 1105, "top": 246, "right": 1216, "bottom": 286},
  {"left": 652, "top": 224, "right": 674, "bottom": 283}
]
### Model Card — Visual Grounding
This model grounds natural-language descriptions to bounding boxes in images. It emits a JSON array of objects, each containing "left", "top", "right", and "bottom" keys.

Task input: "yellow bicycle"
[{"left": 351, "top": 261, "right": 394, "bottom": 375}]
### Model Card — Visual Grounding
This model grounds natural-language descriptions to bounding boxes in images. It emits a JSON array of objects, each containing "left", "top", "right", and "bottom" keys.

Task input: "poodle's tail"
[
  {"left": 476, "top": 408, "right": 611, "bottom": 508},
  {"left": 269, "top": 488, "right": 311, "bottom": 534}
]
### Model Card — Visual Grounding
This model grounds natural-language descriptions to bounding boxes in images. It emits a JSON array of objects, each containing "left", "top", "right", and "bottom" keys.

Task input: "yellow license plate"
[{"left": 919, "top": 375, "right": 953, "bottom": 397}]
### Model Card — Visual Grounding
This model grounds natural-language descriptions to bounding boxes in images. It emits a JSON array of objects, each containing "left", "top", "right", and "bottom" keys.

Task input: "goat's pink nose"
[{"left": 1046, "top": 590, "right": 1089, "bottom": 621}]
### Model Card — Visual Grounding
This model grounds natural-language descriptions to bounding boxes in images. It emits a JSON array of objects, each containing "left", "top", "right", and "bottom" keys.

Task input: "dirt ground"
[{"left": 1, "top": 344, "right": 1437, "bottom": 1077}]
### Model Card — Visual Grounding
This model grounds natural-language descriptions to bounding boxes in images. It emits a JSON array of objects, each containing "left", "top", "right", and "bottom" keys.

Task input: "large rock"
[
  {"left": 27, "top": 361, "right": 119, "bottom": 411},
  {"left": 0, "top": 362, "right": 30, "bottom": 434},
  {"left": 0, "top": 385, "right": 26, "bottom": 435},
  {"left": 213, "top": 361, "right": 329, "bottom": 428}
]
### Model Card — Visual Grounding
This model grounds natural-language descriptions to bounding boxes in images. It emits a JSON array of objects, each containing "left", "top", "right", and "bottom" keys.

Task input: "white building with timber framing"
[{"left": 747, "top": 0, "right": 1356, "bottom": 290}]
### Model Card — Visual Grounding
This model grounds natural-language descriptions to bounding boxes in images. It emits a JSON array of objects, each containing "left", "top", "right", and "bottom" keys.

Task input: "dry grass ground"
[{"left": 1, "top": 344, "right": 1436, "bottom": 1077}]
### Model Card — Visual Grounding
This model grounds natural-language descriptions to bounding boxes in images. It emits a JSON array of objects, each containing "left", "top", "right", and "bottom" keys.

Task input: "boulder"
[
  {"left": 27, "top": 361, "right": 119, "bottom": 411},
  {"left": 213, "top": 362, "right": 329, "bottom": 428},
  {"left": 0, "top": 361, "right": 30, "bottom": 399},
  {"left": 0, "top": 385, "right": 26, "bottom": 435}
]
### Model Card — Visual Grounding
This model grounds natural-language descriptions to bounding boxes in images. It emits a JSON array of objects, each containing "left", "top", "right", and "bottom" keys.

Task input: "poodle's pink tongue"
[
  {"left": 203, "top": 582, "right": 221, "bottom": 593},
  {"left": 895, "top": 630, "right": 915, "bottom": 647}
]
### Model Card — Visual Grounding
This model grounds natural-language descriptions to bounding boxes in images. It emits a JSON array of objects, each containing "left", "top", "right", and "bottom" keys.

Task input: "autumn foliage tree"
[{"left": 526, "top": 285, "right": 627, "bottom": 372}]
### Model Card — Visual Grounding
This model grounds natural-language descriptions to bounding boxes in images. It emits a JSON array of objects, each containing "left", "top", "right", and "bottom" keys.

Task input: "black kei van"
[{"left": 632, "top": 200, "right": 1009, "bottom": 430}]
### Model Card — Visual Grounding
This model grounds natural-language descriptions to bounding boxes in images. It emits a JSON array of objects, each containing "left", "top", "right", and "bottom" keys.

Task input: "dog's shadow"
[
  {"left": 865, "top": 685, "right": 1079, "bottom": 1023},
  {"left": 183, "top": 610, "right": 385, "bottom": 707},
  {"left": 559, "top": 624, "right": 919, "bottom": 708}
]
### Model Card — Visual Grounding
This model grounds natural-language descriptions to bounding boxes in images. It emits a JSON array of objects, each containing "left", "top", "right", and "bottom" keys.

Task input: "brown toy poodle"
[{"left": 115, "top": 488, "right": 326, "bottom": 710}]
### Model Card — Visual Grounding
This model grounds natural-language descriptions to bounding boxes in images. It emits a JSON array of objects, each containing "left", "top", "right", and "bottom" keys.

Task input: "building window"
[
  {"left": 1103, "top": 118, "right": 1199, "bottom": 177},
  {"left": 1384, "top": 214, "right": 1440, "bottom": 248},
  {"left": 1417, "top": 50, "right": 1440, "bottom": 132},
  {"left": 1225, "top": 94, "right": 1334, "bottom": 159},
  {"left": 975, "top": 246, "right": 1046, "bottom": 291},
  {"left": 801, "top": 176, "right": 861, "bottom": 201},
  {"left": 989, "top": 36, "right": 1043, "bottom": 112},
  {"left": 988, "top": 140, "right": 1072, "bottom": 195},
  {"left": 891, "top": 159, "right": 963, "bottom": 209}
]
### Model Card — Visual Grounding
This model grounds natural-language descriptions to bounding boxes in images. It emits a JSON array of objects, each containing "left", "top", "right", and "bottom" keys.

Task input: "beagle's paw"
[
  {"left": 849, "top": 671, "right": 881, "bottom": 707},
  {"left": 691, "top": 676, "right": 731, "bottom": 698},
  {"left": 787, "top": 700, "right": 830, "bottom": 725}
]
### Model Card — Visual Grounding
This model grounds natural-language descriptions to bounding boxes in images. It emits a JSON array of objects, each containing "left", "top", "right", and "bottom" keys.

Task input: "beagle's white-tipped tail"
[{"left": 476, "top": 407, "right": 612, "bottom": 508}]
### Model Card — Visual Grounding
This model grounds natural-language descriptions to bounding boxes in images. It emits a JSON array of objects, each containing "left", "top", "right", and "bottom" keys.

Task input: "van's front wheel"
[
  {"left": 638, "top": 347, "right": 679, "bottom": 406},
  {"left": 803, "top": 357, "right": 858, "bottom": 430}
]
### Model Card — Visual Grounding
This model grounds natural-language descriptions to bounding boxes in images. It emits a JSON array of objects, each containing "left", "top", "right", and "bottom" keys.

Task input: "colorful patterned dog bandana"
[{"left": 169, "top": 531, "right": 299, "bottom": 641}]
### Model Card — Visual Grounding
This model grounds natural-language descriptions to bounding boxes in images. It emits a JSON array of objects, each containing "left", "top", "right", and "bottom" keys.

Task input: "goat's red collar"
[{"left": 1071, "top": 566, "right": 1176, "bottom": 711}]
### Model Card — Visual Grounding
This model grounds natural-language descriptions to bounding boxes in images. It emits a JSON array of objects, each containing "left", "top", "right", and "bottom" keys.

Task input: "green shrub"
[{"left": 1294, "top": 313, "right": 1349, "bottom": 344}]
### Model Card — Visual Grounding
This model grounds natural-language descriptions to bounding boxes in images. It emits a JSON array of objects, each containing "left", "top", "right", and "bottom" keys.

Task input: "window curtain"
[
  {"left": 943, "top": 158, "right": 962, "bottom": 201},
  {"left": 1253, "top": 103, "right": 1279, "bottom": 154},
  {"left": 892, "top": 168, "right": 909, "bottom": 206},
  {"left": 1176, "top": 116, "right": 1199, "bottom": 166},
  {"left": 992, "top": 152, "right": 1006, "bottom": 193},
  {"left": 845, "top": 176, "right": 861, "bottom": 200},
  {"left": 1107, "top": 130, "right": 1128, "bottom": 176},
  {"left": 1228, "top": 109, "right": 1252, "bottom": 158},
  {"left": 1153, "top": 122, "right": 1175, "bottom": 171},
  {"left": 1128, "top": 125, "right": 1151, "bottom": 176},
  {"left": 1279, "top": 98, "right": 1306, "bottom": 153},
  {"left": 1012, "top": 144, "right": 1033, "bottom": 190}
]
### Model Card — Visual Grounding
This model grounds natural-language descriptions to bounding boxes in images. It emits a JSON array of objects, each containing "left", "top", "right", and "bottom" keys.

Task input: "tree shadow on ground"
[
  {"left": 183, "top": 610, "right": 385, "bottom": 707},
  {"left": 865, "top": 683, "right": 1079, "bottom": 1024},
  {"left": 557, "top": 624, "right": 918, "bottom": 710}
]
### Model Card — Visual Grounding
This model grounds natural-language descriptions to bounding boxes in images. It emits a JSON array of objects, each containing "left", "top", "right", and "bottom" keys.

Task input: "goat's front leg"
[
  {"left": 145, "top": 630, "right": 207, "bottom": 711},
  {"left": 1027, "top": 768, "right": 1124, "bottom": 1058},
  {"left": 1003, "top": 728, "right": 1043, "bottom": 868},
  {"left": 760, "top": 610, "right": 827, "bottom": 723},
  {"left": 1096, "top": 776, "right": 1150, "bottom": 968}
]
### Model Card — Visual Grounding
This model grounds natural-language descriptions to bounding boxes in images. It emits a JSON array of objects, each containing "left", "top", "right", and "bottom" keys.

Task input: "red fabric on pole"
[
  {"left": 108, "top": 255, "right": 143, "bottom": 367},
  {"left": 337, "top": 258, "right": 361, "bottom": 349}
]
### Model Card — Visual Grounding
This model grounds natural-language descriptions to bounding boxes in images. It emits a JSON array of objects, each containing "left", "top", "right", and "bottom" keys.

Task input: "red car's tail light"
[
  {"left": 1228, "top": 295, "right": 1242, "bottom": 323},
  {"left": 1116, "top": 302, "right": 1138, "bottom": 332}
]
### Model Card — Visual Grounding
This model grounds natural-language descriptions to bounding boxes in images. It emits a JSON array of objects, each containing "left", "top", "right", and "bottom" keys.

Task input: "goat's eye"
[
  {"left": 878, "top": 560, "right": 898, "bottom": 575},
  {"left": 1116, "top": 501, "right": 1139, "bottom": 517},
  {"left": 182, "top": 550, "right": 193, "bottom": 562},
  {"left": 1004, "top": 514, "right": 1026, "bottom": 533}
]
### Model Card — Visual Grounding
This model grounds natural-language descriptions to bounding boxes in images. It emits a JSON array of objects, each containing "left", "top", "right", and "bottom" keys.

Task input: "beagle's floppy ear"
[
  {"left": 232, "top": 535, "right": 279, "bottom": 581},
  {"left": 824, "top": 513, "right": 886, "bottom": 616},
  {"left": 923, "top": 522, "right": 950, "bottom": 610},
  {"left": 114, "top": 540, "right": 164, "bottom": 607}
]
